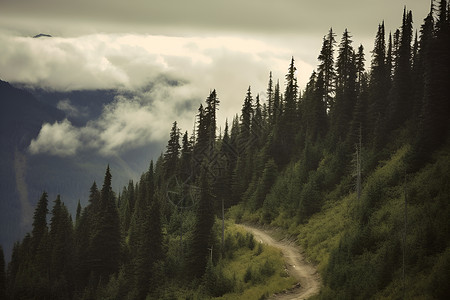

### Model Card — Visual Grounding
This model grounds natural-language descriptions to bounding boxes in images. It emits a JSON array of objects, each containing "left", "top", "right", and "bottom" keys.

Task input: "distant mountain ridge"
[
  {"left": 32, "top": 33, "right": 52, "bottom": 38},
  {"left": 0, "top": 79, "right": 64, "bottom": 261}
]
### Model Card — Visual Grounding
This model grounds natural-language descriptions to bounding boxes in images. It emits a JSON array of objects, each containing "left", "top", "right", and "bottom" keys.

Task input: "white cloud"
[
  {"left": 3, "top": 32, "right": 315, "bottom": 157},
  {"left": 56, "top": 99, "right": 88, "bottom": 118},
  {"left": 29, "top": 119, "right": 82, "bottom": 156},
  {"left": 28, "top": 81, "right": 199, "bottom": 157}
]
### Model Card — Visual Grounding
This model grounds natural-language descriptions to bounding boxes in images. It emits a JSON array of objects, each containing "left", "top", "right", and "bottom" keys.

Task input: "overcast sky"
[{"left": 0, "top": 0, "right": 431, "bottom": 158}]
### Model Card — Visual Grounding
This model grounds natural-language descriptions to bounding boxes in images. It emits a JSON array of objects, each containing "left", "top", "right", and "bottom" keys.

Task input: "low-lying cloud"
[
  {"left": 1, "top": 32, "right": 316, "bottom": 157},
  {"left": 29, "top": 119, "right": 81, "bottom": 156},
  {"left": 29, "top": 83, "right": 198, "bottom": 157},
  {"left": 56, "top": 99, "right": 89, "bottom": 118}
]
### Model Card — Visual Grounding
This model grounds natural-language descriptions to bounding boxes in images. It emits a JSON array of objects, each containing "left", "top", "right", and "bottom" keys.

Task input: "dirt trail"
[{"left": 239, "top": 224, "right": 321, "bottom": 300}]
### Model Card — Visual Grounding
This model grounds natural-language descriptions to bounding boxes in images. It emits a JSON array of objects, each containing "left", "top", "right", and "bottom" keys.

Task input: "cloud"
[
  {"left": 56, "top": 99, "right": 88, "bottom": 118},
  {"left": 28, "top": 78, "right": 201, "bottom": 157},
  {"left": 0, "top": 33, "right": 297, "bottom": 90},
  {"left": 29, "top": 119, "right": 82, "bottom": 156},
  {"left": 3, "top": 32, "right": 314, "bottom": 157}
]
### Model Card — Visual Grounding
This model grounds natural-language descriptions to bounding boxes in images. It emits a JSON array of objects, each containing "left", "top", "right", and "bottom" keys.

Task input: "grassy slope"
[
  {"left": 216, "top": 223, "right": 296, "bottom": 299},
  {"left": 232, "top": 144, "right": 450, "bottom": 299},
  {"left": 158, "top": 222, "right": 296, "bottom": 300}
]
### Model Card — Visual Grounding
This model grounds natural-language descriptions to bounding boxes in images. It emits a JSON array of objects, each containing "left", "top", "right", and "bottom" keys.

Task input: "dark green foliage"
[
  {"left": 74, "top": 182, "right": 98, "bottom": 289},
  {"left": 317, "top": 28, "right": 337, "bottom": 111},
  {"left": 131, "top": 163, "right": 163, "bottom": 299},
  {"left": 118, "top": 180, "right": 135, "bottom": 234},
  {"left": 267, "top": 72, "right": 275, "bottom": 123},
  {"left": 387, "top": 8, "right": 414, "bottom": 131},
  {"left": 194, "top": 89, "right": 220, "bottom": 167},
  {"left": 89, "top": 166, "right": 122, "bottom": 284},
  {"left": 31, "top": 191, "right": 49, "bottom": 251},
  {"left": 272, "top": 80, "right": 281, "bottom": 124},
  {"left": 368, "top": 22, "right": 391, "bottom": 149},
  {"left": 275, "top": 58, "right": 299, "bottom": 165},
  {"left": 205, "top": 89, "right": 220, "bottom": 143},
  {"left": 240, "top": 86, "right": 253, "bottom": 146},
  {"left": 189, "top": 169, "right": 215, "bottom": 279},
  {"left": 180, "top": 130, "right": 192, "bottom": 178},
  {"left": 204, "top": 260, "right": 235, "bottom": 297},
  {"left": 410, "top": 1, "right": 450, "bottom": 167},
  {"left": 164, "top": 121, "right": 181, "bottom": 178},
  {"left": 75, "top": 200, "right": 81, "bottom": 225},
  {"left": 429, "top": 248, "right": 450, "bottom": 300},
  {"left": 251, "top": 159, "right": 277, "bottom": 210},
  {"left": 331, "top": 29, "right": 357, "bottom": 143},
  {"left": 49, "top": 195, "right": 74, "bottom": 297},
  {"left": 302, "top": 71, "right": 328, "bottom": 142}
]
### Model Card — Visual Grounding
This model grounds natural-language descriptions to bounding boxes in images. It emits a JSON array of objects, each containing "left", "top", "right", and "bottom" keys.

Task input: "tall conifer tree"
[
  {"left": 387, "top": 8, "right": 413, "bottom": 130},
  {"left": 190, "top": 168, "right": 214, "bottom": 279},
  {"left": 332, "top": 29, "right": 357, "bottom": 142},
  {"left": 89, "top": 166, "right": 121, "bottom": 284},
  {"left": 318, "top": 28, "right": 337, "bottom": 111}
]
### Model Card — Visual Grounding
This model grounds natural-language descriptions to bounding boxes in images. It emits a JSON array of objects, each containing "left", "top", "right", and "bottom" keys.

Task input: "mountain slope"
[{"left": 0, "top": 80, "right": 64, "bottom": 261}]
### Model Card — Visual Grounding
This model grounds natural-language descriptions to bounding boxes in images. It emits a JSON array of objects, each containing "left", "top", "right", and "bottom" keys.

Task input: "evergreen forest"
[{"left": 1, "top": 2, "right": 450, "bottom": 299}]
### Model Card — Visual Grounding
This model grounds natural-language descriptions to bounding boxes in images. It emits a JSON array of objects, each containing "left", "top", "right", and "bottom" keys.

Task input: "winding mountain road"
[{"left": 239, "top": 224, "right": 321, "bottom": 300}]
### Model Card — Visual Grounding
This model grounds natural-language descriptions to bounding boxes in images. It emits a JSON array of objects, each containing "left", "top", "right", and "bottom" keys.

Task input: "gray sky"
[
  {"left": 0, "top": 0, "right": 430, "bottom": 36},
  {"left": 0, "top": 0, "right": 431, "bottom": 157}
]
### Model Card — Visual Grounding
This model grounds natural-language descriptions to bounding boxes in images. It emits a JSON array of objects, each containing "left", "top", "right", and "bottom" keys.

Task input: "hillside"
[{"left": 2, "top": 2, "right": 449, "bottom": 300}]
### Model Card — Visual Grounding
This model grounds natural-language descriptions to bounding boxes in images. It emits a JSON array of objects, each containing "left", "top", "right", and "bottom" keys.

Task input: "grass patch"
[{"left": 212, "top": 223, "right": 296, "bottom": 299}]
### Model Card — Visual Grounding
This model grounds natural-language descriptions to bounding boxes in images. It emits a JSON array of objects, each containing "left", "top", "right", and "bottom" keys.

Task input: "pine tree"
[
  {"left": 164, "top": 121, "right": 181, "bottom": 178},
  {"left": 194, "top": 103, "right": 210, "bottom": 170},
  {"left": 254, "top": 159, "right": 277, "bottom": 209},
  {"left": 205, "top": 89, "right": 220, "bottom": 145},
  {"left": 89, "top": 166, "right": 121, "bottom": 284},
  {"left": 317, "top": 28, "right": 337, "bottom": 111},
  {"left": 283, "top": 56, "right": 299, "bottom": 128},
  {"left": 306, "top": 71, "right": 328, "bottom": 142},
  {"left": 231, "top": 87, "right": 255, "bottom": 201},
  {"left": 73, "top": 182, "right": 100, "bottom": 289},
  {"left": 386, "top": 32, "right": 394, "bottom": 81},
  {"left": 251, "top": 94, "right": 263, "bottom": 147},
  {"left": 240, "top": 86, "right": 253, "bottom": 149},
  {"left": 144, "top": 173, "right": 163, "bottom": 293},
  {"left": 273, "top": 80, "right": 282, "bottom": 124},
  {"left": 387, "top": 8, "right": 414, "bottom": 130},
  {"left": 356, "top": 45, "right": 366, "bottom": 95},
  {"left": 266, "top": 72, "right": 274, "bottom": 123},
  {"left": 190, "top": 168, "right": 214, "bottom": 279},
  {"left": 119, "top": 180, "right": 135, "bottom": 233},
  {"left": 129, "top": 171, "right": 150, "bottom": 256},
  {"left": 274, "top": 58, "right": 300, "bottom": 165},
  {"left": 32, "top": 191, "right": 49, "bottom": 251},
  {"left": 331, "top": 29, "right": 357, "bottom": 142},
  {"left": 75, "top": 200, "right": 82, "bottom": 226},
  {"left": 368, "top": 22, "right": 391, "bottom": 148},
  {"left": 349, "top": 45, "right": 369, "bottom": 147},
  {"left": 6, "top": 242, "right": 20, "bottom": 299},
  {"left": 413, "top": 0, "right": 450, "bottom": 165},
  {"left": 31, "top": 191, "right": 51, "bottom": 291},
  {"left": 218, "top": 120, "right": 234, "bottom": 209},
  {"left": 49, "top": 195, "right": 74, "bottom": 298},
  {"left": 180, "top": 131, "right": 192, "bottom": 179},
  {"left": 131, "top": 162, "right": 162, "bottom": 299}
]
